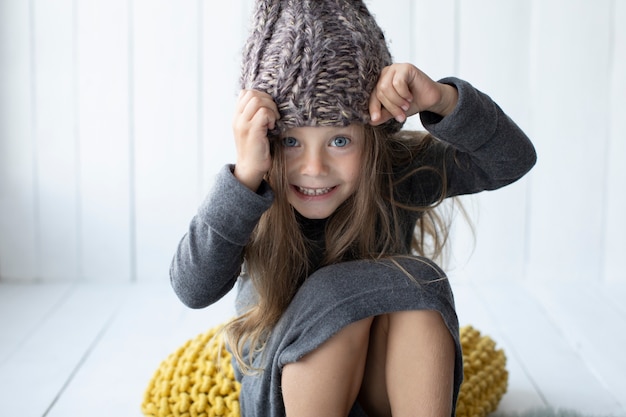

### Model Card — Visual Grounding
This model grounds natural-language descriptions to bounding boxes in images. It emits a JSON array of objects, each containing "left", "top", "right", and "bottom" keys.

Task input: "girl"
[{"left": 170, "top": 1, "right": 536, "bottom": 416}]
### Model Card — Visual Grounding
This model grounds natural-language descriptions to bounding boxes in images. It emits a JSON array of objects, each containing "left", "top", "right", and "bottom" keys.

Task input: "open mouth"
[{"left": 295, "top": 186, "right": 336, "bottom": 196}]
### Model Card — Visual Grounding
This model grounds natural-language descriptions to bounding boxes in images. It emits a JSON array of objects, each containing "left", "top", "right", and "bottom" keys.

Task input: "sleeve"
[
  {"left": 414, "top": 77, "right": 537, "bottom": 200},
  {"left": 170, "top": 164, "right": 274, "bottom": 309}
]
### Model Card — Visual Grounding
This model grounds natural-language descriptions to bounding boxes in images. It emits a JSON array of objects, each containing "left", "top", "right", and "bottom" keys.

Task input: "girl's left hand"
[{"left": 369, "top": 63, "right": 459, "bottom": 125}]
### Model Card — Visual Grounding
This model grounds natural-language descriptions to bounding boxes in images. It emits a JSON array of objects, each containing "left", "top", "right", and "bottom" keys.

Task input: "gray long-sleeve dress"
[{"left": 170, "top": 78, "right": 537, "bottom": 417}]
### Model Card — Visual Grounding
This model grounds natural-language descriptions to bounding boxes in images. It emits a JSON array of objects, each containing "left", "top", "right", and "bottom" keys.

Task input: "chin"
[
  {"left": 288, "top": 197, "right": 339, "bottom": 220},
  {"left": 294, "top": 209, "right": 333, "bottom": 220}
]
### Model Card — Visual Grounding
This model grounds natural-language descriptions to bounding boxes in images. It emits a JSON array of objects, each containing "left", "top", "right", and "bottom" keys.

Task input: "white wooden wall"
[{"left": 1, "top": 0, "right": 624, "bottom": 283}]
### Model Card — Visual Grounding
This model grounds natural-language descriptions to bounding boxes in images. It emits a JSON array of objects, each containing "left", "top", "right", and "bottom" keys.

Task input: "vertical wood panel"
[
  {"left": 526, "top": 0, "right": 612, "bottom": 282},
  {"left": 200, "top": 0, "right": 250, "bottom": 193},
  {"left": 0, "top": 1, "right": 38, "bottom": 281},
  {"left": 452, "top": 1, "right": 533, "bottom": 281},
  {"left": 412, "top": 0, "right": 456, "bottom": 79},
  {"left": 458, "top": 1, "right": 532, "bottom": 127},
  {"left": 133, "top": 0, "right": 200, "bottom": 282},
  {"left": 367, "top": 0, "right": 412, "bottom": 64},
  {"left": 77, "top": 0, "right": 131, "bottom": 281},
  {"left": 33, "top": 0, "right": 80, "bottom": 281},
  {"left": 604, "top": 2, "right": 626, "bottom": 283}
]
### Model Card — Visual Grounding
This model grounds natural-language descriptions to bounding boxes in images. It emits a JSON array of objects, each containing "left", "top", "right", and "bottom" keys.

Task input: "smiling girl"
[{"left": 170, "top": 1, "right": 536, "bottom": 416}]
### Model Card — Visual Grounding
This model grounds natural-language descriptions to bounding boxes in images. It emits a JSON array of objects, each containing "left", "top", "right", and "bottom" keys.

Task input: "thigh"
[
  {"left": 385, "top": 310, "right": 455, "bottom": 417},
  {"left": 282, "top": 317, "right": 374, "bottom": 417},
  {"left": 358, "top": 310, "right": 456, "bottom": 417},
  {"left": 358, "top": 315, "right": 392, "bottom": 417}
]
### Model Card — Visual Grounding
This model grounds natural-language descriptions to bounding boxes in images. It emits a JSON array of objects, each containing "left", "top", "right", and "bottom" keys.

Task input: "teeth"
[{"left": 297, "top": 186, "right": 333, "bottom": 196}]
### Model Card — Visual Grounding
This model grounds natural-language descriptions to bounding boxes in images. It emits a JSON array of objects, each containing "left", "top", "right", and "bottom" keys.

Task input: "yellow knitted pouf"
[
  {"left": 456, "top": 326, "right": 508, "bottom": 417},
  {"left": 141, "top": 325, "right": 241, "bottom": 417},
  {"left": 142, "top": 324, "right": 507, "bottom": 417}
]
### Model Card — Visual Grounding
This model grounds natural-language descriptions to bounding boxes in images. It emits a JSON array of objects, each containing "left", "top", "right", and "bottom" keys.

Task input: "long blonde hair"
[{"left": 225, "top": 124, "right": 459, "bottom": 373}]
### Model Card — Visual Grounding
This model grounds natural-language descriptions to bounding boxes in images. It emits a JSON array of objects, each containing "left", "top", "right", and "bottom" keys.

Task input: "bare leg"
[
  {"left": 359, "top": 310, "right": 456, "bottom": 417},
  {"left": 281, "top": 317, "right": 374, "bottom": 417},
  {"left": 358, "top": 315, "right": 392, "bottom": 417}
]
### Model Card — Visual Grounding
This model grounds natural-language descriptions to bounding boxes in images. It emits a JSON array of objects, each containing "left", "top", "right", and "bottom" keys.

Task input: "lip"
[{"left": 291, "top": 185, "right": 338, "bottom": 200}]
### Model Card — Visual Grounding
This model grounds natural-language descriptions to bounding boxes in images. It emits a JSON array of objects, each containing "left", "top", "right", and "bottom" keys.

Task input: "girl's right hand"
[{"left": 232, "top": 90, "right": 280, "bottom": 191}]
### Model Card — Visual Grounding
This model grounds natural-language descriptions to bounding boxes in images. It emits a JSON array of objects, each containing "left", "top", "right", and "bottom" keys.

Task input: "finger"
[
  {"left": 368, "top": 90, "right": 384, "bottom": 124},
  {"left": 370, "top": 87, "right": 407, "bottom": 125},
  {"left": 381, "top": 67, "right": 413, "bottom": 103},
  {"left": 391, "top": 75, "right": 413, "bottom": 109},
  {"left": 237, "top": 90, "right": 280, "bottom": 121},
  {"left": 369, "top": 108, "right": 398, "bottom": 126},
  {"left": 243, "top": 102, "right": 278, "bottom": 132},
  {"left": 375, "top": 90, "right": 408, "bottom": 123},
  {"left": 235, "top": 89, "right": 251, "bottom": 114},
  {"left": 375, "top": 73, "right": 413, "bottom": 123},
  {"left": 240, "top": 93, "right": 280, "bottom": 125},
  {"left": 259, "top": 107, "right": 278, "bottom": 131}
]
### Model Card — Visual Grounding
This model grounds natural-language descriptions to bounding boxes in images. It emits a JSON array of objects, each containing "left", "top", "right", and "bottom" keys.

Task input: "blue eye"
[
  {"left": 331, "top": 136, "right": 350, "bottom": 147},
  {"left": 283, "top": 137, "right": 298, "bottom": 147}
]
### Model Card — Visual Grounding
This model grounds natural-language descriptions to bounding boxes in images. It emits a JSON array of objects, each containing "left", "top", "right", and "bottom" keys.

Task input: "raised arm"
[
  {"left": 171, "top": 89, "right": 280, "bottom": 309},
  {"left": 370, "top": 64, "right": 536, "bottom": 200},
  {"left": 418, "top": 77, "right": 537, "bottom": 197},
  {"left": 170, "top": 165, "right": 274, "bottom": 308}
]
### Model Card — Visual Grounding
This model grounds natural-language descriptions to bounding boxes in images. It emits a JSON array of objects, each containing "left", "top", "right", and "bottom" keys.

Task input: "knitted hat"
[{"left": 240, "top": 0, "right": 403, "bottom": 133}]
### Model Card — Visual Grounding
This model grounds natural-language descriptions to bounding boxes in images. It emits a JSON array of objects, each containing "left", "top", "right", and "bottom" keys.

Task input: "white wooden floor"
[{"left": 1, "top": 279, "right": 625, "bottom": 417}]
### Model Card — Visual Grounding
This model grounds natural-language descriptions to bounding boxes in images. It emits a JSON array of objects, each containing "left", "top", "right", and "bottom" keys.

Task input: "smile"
[{"left": 296, "top": 186, "right": 335, "bottom": 196}]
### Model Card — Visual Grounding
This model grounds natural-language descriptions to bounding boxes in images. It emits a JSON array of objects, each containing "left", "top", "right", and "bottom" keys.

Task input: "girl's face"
[{"left": 281, "top": 124, "right": 364, "bottom": 219}]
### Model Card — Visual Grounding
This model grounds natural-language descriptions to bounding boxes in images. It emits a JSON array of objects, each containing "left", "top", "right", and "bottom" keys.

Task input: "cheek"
[
  {"left": 346, "top": 153, "right": 363, "bottom": 182},
  {"left": 283, "top": 152, "right": 297, "bottom": 174}
]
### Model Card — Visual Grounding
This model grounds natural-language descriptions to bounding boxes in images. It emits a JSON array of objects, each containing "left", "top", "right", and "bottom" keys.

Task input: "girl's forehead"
[{"left": 281, "top": 124, "right": 364, "bottom": 137}]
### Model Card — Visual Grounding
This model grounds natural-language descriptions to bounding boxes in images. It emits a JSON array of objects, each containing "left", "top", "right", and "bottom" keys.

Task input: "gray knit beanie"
[{"left": 240, "top": 0, "right": 403, "bottom": 134}]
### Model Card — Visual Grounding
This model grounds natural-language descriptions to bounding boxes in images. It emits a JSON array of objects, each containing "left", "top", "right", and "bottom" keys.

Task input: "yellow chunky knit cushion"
[
  {"left": 142, "top": 324, "right": 507, "bottom": 417},
  {"left": 456, "top": 326, "right": 509, "bottom": 417}
]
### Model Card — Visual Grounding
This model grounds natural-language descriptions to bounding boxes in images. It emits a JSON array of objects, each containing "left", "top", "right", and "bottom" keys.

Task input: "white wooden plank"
[
  {"left": 200, "top": 0, "right": 248, "bottom": 193},
  {"left": 475, "top": 281, "right": 621, "bottom": 415},
  {"left": 367, "top": 0, "right": 412, "bottom": 64},
  {"left": 0, "top": 283, "right": 125, "bottom": 416},
  {"left": 604, "top": 0, "right": 626, "bottom": 284},
  {"left": 458, "top": 0, "right": 532, "bottom": 125},
  {"left": 46, "top": 284, "right": 236, "bottom": 417},
  {"left": 526, "top": 0, "right": 612, "bottom": 282},
  {"left": 33, "top": 0, "right": 80, "bottom": 281},
  {"left": 0, "top": 0, "right": 39, "bottom": 281},
  {"left": 450, "top": 181, "right": 532, "bottom": 283},
  {"left": 0, "top": 283, "right": 73, "bottom": 365},
  {"left": 133, "top": 0, "right": 200, "bottom": 282},
  {"left": 452, "top": 281, "right": 545, "bottom": 413},
  {"left": 76, "top": 0, "right": 132, "bottom": 282},
  {"left": 601, "top": 282, "right": 626, "bottom": 319},
  {"left": 525, "top": 281, "right": 626, "bottom": 413},
  {"left": 412, "top": 0, "right": 456, "bottom": 80},
  {"left": 452, "top": 0, "right": 533, "bottom": 283}
]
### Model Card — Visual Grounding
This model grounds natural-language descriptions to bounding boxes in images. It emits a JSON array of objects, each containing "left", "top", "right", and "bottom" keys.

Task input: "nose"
[{"left": 300, "top": 148, "right": 328, "bottom": 177}]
